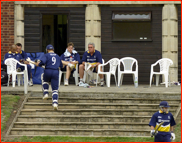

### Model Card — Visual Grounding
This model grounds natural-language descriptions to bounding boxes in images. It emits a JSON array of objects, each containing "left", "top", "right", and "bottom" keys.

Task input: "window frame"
[{"left": 111, "top": 11, "right": 153, "bottom": 42}]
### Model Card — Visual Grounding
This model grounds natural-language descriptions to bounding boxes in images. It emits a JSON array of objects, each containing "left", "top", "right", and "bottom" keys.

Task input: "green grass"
[
  {"left": 174, "top": 120, "right": 181, "bottom": 142},
  {"left": 1, "top": 95, "right": 20, "bottom": 131},
  {"left": 2, "top": 136, "right": 154, "bottom": 142}
]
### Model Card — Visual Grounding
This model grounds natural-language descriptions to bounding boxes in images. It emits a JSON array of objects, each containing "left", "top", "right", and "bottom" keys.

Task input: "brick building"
[
  {"left": 1, "top": 1, "right": 181, "bottom": 84},
  {"left": 1, "top": 2, "right": 14, "bottom": 60}
]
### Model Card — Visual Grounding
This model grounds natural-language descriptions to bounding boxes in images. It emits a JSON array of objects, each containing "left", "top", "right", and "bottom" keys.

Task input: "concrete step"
[
  {"left": 27, "top": 97, "right": 181, "bottom": 104},
  {"left": 20, "top": 109, "right": 176, "bottom": 116},
  {"left": 30, "top": 92, "right": 181, "bottom": 100},
  {"left": 17, "top": 115, "right": 152, "bottom": 122},
  {"left": 13, "top": 122, "right": 150, "bottom": 130},
  {"left": 10, "top": 128, "right": 150, "bottom": 136},
  {"left": 23, "top": 103, "right": 179, "bottom": 109}
]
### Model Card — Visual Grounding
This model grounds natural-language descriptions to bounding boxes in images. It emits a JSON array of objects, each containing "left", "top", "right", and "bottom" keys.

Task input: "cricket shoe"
[
  {"left": 43, "top": 94, "right": 49, "bottom": 100},
  {"left": 64, "top": 80, "right": 69, "bottom": 86},
  {"left": 53, "top": 103, "right": 58, "bottom": 110}
]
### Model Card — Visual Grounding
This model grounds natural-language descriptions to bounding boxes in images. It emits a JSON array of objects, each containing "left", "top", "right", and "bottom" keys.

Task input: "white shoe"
[
  {"left": 68, "top": 63, "right": 75, "bottom": 70},
  {"left": 78, "top": 81, "right": 84, "bottom": 86},
  {"left": 64, "top": 80, "right": 69, "bottom": 86},
  {"left": 43, "top": 94, "right": 49, "bottom": 100},
  {"left": 100, "top": 81, "right": 104, "bottom": 87},
  {"left": 53, "top": 103, "right": 58, "bottom": 110},
  {"left": 28, "top": 79, "right": 33, "bottom": 86}
]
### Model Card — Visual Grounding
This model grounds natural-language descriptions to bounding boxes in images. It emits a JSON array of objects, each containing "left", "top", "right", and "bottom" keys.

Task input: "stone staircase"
[{"left": 7, "top": 92, "right": 181, "bottom": 137}]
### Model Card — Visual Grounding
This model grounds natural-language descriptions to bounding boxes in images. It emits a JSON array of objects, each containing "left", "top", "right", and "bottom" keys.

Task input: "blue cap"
[
  {"left": 159, "top": 101, "right": 170, "bottom": 107},
  {"left": 46, "top": 44, "right": 54, "bottom": 50}
]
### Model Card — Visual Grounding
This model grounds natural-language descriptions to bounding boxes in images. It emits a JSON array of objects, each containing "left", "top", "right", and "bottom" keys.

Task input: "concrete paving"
[{"left": 1, "top": 84, "right": 181, "bottom": 94}]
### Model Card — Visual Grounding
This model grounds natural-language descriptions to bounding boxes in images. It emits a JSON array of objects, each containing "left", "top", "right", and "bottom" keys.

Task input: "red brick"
[
  {"left": 8, "top": 12, "right": 14, "bottom": 15},
  {"left": 1, "top": 1, "right": 14, "bottom": 58},
  {"left": 1, "top": 10, "right": 9, "bottom": 13},
  {"left": 1, "top": 20, "right": 9, "bottom": 23}
]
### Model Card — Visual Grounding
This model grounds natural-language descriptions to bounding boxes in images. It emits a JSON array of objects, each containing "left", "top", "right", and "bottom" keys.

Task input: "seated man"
[
  {"left": 16, "top": 43, "right": 33, "bottom": 86},
  {"left": 3, "top": 44, "right": 20, "bottom": 63},
  {"left": 60, "top": 42, "right": 80, "bottom": 86},
  {"left": 79, "top": 42, "right": 104, "bottom": 86},
  {"left": 3, "top": 45, "right": 22, "bottom": 84}
]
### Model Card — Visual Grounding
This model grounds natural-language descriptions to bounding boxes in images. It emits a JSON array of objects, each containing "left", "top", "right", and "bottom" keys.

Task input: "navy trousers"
[
  {"left": 155, "top": 133, "right": 171, "bottom": 142},
  {"left": 42, "top": 69, "right": 59, "bottom": 105}
]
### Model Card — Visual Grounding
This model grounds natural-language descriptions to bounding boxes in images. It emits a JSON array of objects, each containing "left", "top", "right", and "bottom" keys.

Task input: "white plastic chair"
[
  {"left": 59, "top": 64, "right": 79, "bottom": 86},
  {"left": 96, "top": 58, "right": 119, "bottom": 87},
  {"left": 83, "top": 59, "right": 105, "bottom": 84},
  {"left": 150, "top": 58, "right": 173, "bottom": 88},
  {"left": 118, "top": 57, "right": 138, "bottom": 87},
  {"left": 4, "top": 58, "right": 28, "bottom": 94}
]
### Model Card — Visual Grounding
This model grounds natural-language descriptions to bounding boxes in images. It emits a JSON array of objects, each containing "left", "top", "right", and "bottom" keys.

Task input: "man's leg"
[
  {"left": 51, "top": 70, "right": 59, "bottom": 110},
  {"left": 65, "top": 66, "right": 72, "bottom": 86},
  {"left": 96, "top": 65, "right": 104, "bottom": 86},
  {"left": 163, "top": 134, "right": 171, "bottom": 142},
  {"left": 79, "top": 64, "right": 85, "bottom": 83},
  {"left": 27, "top": 64, "right": 33, "bottom": 86},
  {"left": 154, "top": 134, "right": 162, "bottom": 142},
  {"left": 42, "top": 70, "right": 50, "bottom": 100}
]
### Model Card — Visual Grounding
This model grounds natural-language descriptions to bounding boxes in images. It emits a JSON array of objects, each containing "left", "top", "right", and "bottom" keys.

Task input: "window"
[{"left": 112, "top": 12, "right": 152, "bottom": 41}]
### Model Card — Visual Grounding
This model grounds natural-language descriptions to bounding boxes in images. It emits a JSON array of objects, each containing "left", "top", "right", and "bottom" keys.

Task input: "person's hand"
[
  {"left": 19, "top": 59, "right": 24, "bottom": 63},
  {"left": 150, "top": 130, "right": 156, "bottom": 136},
  {"left": 91, "top": 65, "right": 96, "bottom": 68},
  {"left": 35, "top": 62, "right": 40, "bottom": 67},
  {"left": 24, "top": 61, "right": 29, "bottom": 64},
  {"left": 171, "top": 132, "right": 175, "bottom": 140}
]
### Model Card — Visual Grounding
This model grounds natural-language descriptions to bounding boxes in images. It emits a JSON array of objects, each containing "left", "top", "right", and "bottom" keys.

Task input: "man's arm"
[
  {"left": 170, "top": 126, "right": 174, "bottom": 132},
  {"left": 151, "top": 126, "right": 155, "bottom": 130},
  {"left": 81, "top": 52, "right": 87, "bottom": 65},
  {"left": 23, "top": 52, "right": 29, "bottom": 64}
]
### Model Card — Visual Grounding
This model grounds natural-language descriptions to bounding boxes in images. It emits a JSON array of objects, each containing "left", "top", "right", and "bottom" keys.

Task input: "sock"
[
  {"left": 100, "top": 78, "right": 104, "bottom": 82},
  {"left": 65, "top": 79, "right": 68, "bottom": 82},
  {"left": 80, "top": 79, "right": 83, "bottom": 83}
]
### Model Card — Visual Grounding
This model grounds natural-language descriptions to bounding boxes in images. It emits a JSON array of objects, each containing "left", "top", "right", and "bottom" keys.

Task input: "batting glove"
[
  {"left": 171, "top": 132, "right": 175, "bottom": 140},
  {"left": 150, "top": 130, "right": 156, "bottom": 136}
]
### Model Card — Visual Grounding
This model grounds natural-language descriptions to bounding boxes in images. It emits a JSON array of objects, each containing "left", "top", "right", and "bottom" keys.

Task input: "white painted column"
[
  {"left": 162, "top": 4, "right": 178, "bottom": 82},
  {"left": 85, "top": 4, "right": 101, "bottom": 52},
  {"left": 15, "top": 4, "right": 24, "bottom": 50}
]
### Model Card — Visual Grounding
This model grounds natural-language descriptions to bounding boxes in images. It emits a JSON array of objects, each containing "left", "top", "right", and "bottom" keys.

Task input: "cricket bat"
[
  {"left": 26, "top": 58, "right": 45, "bottom": 68},
  {"left": 151, "top": 121, "right": 164, "bottom": 137},
  {"left": 26, "top": 57, "right": 36, "bottom": 64}
]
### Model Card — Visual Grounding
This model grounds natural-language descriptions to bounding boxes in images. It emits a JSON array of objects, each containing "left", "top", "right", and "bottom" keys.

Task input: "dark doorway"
[{"left": 42, "top": 14, "right": 68, "bottom": 56}]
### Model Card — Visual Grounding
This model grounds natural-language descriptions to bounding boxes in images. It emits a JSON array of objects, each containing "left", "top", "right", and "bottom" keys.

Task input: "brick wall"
[{"left": 1, "top": 2, "right": 14, "bottom": 61}]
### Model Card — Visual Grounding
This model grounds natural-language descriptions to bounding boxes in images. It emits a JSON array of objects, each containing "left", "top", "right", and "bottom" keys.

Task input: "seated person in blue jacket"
[
  {"left": 3, "top": 45, "right": 22, "bottom": 84},
  {"left": 60, "top": 42, "right": 80, "bottom": 86},
  {"left": 16, "top": 43, "right": 33, "bottom": 86},
  {"left": 79, "top": 42, "right": 104, "bottom": 86},
  {"left": 33, "top": 44, "right": 61, "bottom": 110},
  {"left": 3, "top": 44, "right": 21, "bottom": 63}
]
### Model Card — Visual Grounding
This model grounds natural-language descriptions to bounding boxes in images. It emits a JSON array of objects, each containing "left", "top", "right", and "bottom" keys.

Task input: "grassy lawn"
[
  {"left": 1, "top": 95, "right": 20, "bottom": 131},
  {"left": 2, "top": 136, "right": 154, "bottom": 142},
  {"left": 174, "top": 120, "right": 181, "bottom": 142}
]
